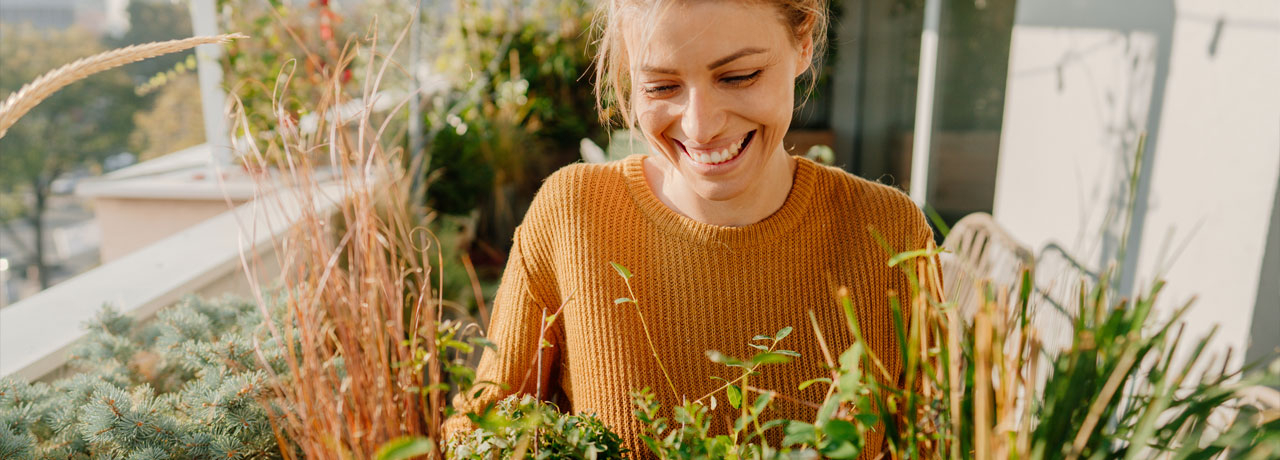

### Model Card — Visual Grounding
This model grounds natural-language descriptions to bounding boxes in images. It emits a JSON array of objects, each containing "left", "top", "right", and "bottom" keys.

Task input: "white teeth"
[{"left": 688, "top": 134, "right": 749, "bottom": 164}]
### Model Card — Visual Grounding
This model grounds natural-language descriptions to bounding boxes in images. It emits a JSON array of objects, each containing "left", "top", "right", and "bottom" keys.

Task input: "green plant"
[
  {"left": 634, "top": 325, "right": 805, "bottom": 458},
  {"left": 445, "top": 395, "right": 626, "bottom": 459},
  {"left": 0, "top": 297, "right": 288, "bottom": 459},
  {"left": 217, "top": 0, "right": 411, "bottom": 161},
  {"left": 418, "top": 0, "right": 603, "bottom": 250},
  {"left": 611, "top": 262, "right": 807, "bottom": 459},
  {"left": 611, "top": 246, "right": 1280, "bottom": 460}
]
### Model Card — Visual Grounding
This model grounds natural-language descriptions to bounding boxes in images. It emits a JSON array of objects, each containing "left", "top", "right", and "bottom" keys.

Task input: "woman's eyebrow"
[
  {"left": 708, "top": 47, "right": 767, "bottom": 70},
  {"left": 640, "top": 64, "right": 679, "bottom": 74},
  {"left": 638, "top": 47, "right": 768, "bottom": 75}
]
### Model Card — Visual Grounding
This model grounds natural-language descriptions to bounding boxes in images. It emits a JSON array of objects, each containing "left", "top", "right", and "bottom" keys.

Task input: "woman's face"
[{"left": 629, "top": 0, "right": 811, "bottom": 201}]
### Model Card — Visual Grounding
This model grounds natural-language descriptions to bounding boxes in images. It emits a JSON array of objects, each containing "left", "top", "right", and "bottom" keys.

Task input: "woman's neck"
[{"left": 643, "top": 148, "right": 797, "bottom": 227}]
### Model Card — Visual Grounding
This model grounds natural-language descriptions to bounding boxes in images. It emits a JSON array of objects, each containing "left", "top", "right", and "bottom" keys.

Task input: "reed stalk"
[{"left": 0, "top": 34, "right": 245, "bottom": 138}]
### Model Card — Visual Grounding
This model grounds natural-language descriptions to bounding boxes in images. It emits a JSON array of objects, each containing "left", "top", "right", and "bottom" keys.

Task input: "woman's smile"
[
  {"left": 673, "top": 130, "right": 755, "bottom": 170},
  {"left": 622, "top": 0, "right": 813, "bottom": 222}
]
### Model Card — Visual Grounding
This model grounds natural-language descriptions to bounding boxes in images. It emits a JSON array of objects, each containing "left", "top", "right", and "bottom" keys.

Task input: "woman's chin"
[{"left": 684, "top": 177, "right": 750, "bottom": 203}]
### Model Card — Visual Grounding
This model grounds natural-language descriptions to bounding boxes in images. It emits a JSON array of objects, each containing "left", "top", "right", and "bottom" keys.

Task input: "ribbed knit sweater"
[{"left": 443, "top": 154, "right": 934, "bottom": 459}]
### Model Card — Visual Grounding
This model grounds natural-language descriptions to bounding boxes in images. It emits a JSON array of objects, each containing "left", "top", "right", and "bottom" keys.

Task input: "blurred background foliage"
[
  {"left": 217, "top": 0, "right": 411, "bottom": 161},
  {"left": 204, "top": 0, "right": 602, "bottom": 311},
  {"left": 422, "top": 0, "right": 602, "bottom": 261}
]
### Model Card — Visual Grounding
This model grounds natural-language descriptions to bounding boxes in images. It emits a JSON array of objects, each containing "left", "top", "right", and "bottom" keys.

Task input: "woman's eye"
[
  {"left": 721, "top": 70, "right": 761, "bottom": 86},
  {"left": 642, "top": 84, "right": 678, "bottom": 96}
]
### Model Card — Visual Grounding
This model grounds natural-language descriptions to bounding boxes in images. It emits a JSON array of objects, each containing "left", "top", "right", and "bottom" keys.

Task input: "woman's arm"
[{"left": 441, "top": 226, "right": 562, "bottom": 439}]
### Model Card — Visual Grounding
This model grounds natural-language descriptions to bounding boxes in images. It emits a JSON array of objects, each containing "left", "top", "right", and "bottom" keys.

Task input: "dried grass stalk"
[
  {"left": 0, "top": 33, "right": 246, "bottom": 138},
  {"left": 234, "top": 22, "right": 441, "bottom": 459}
]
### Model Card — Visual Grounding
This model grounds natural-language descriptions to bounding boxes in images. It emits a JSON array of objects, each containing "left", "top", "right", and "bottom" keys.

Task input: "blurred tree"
[
  {"left": 0, "top": 24, "right": 143, "bottom": 289},
  {"left": 129, "top": 73, "right": 205, "bottom": 160},
  {"left": 112, "top": 0, "right": 203, "bottom": 161},
  {"left": 106, "top": 0, "right": 196, "bottom": 83}
]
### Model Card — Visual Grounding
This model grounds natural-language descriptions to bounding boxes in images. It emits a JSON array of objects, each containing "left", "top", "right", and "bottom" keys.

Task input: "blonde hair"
[{"left": 591, "top": 0, "right": 829, "bottom": 127}]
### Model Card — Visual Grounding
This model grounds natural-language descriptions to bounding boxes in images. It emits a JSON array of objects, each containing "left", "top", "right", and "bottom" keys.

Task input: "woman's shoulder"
[
  {"left": 541, "top": 159, "right": 630, "bottom": 193},
  {"left": 521, "top": 158, "right": 632, "bottom": 225},
  {"left": 805, "top": 159, "right": 933, "bottom": 243},
  {"left": 808, "top": 160, "right": 914, "bottom": 211}
]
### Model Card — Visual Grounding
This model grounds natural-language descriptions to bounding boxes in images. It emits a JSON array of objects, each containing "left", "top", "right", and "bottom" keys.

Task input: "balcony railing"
[{"left": 0, "top": 176, "right": 342, "bottom": 381}]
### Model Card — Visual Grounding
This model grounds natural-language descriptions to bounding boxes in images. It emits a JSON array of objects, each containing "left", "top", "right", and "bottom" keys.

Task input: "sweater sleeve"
[{"left": 441, "top": 225, "right": 562, "bottom": 440}]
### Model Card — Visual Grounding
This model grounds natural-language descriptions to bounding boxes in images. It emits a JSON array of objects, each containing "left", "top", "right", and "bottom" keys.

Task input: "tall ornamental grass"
[{"left": 231, "top": 21, "right": 448, "bottom": 458}]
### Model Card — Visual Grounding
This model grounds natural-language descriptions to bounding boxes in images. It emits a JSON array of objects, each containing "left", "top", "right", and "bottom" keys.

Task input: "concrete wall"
[
  {"left": 993, "top": 0, "right": 1279, "bottom": 367},
  {"left": 2, "top": 183, "right": 340, "bottom": 380},
  {"left": 93, "top": 197, "right": 249, "bottom": 262}
]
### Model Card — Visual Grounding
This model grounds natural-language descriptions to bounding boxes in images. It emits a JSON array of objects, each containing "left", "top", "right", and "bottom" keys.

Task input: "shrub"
[{"left": 0, "top": 297, "right": 287, "bottom": 459}]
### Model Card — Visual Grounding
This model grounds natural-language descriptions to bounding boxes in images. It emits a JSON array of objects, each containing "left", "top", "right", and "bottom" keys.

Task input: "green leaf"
[
  {"left": 468, "top": 337, "right": 497, "bottom": 350},
  {"left": 727, "top": 385, "right": 742, "bottom": 409},
  {"left": 374, "top": 436, "right": 434, "bottom": 460},
  {"left": 775, "top": 349, "right": 800, "bottom": 358},
  {"left": 924, "top": 204, "right": 951, "bottom": 237},
  {"left": 783, "top": 421, "right": 816, "bottom": 446},
  {"left": 774, "top": 326, "right": 793, "bottom": 341},
  {"left": 759, "top": 418, "right": 788, "bottom": 434},
  {"left": 822, "top": 441, "right": 860, "bottom": 459},
  {"left": 441, "top": 339, "right": 472, "bottom": 353},
  {"left": 748, "top": 343, "right": 769, "bottom": 351},
  {"left": 706, "top": 350, "right": 744, "bottom": 367},
  {"left": 750, "top": 352, "right": 792, "bottom": 366},
  {"left": 751, "top": 335, "right": 772, "bottom": 341},
  {"left": 886, "top": 248, "right": 940, "bottom": 267},
  {"left": 839, "top": 343, "right": 864, "bottom": 371},
  {"left": 614, "top": 297, "right": 632, "bottom": 304},
  {"left": 798, "top": 377, "right": 831, "bottom": 391},
  {"left": 445, "top": 365, "right": 475, "bottom": 381},
  {"left": 824, "top": 419, "right": 858, "bottom": 442},
  {"left": 854, "top": 413, "right": 880, "bottom": 427},
  {"left": 816, "top": 394, "right": 841, "bottom": 423},
  {"left": 609, "top": 262, "right": 632, "bottom": 280},
  {"left": 752, "top": 391, "right": 772, "bottom": 412}
]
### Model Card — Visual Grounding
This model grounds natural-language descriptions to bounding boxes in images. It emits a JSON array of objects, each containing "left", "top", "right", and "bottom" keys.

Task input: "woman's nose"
[{"left": 680, "top": 87, "right": 727, "bottom": 144}]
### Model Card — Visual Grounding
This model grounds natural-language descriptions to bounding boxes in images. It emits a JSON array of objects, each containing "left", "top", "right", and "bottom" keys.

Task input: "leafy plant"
[
  {"left": 445, "top": 395, "right": 626, "bottom": 459},
  {"left": 612, "top": 248, "right": 1280, "bottom": 460},
  {"left": 419, "top": 0, "right": 603, "bottom": 251}
]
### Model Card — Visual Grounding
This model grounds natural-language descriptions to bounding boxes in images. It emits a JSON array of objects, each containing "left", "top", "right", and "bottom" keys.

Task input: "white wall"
[{"left": 993, "top": 0, "right": 1279, "bottom": 367}]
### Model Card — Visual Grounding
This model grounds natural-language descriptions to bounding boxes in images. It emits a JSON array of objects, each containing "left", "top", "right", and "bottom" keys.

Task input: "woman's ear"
[{"left": 794, "top": 35, "right": 814, "bottom": 79}]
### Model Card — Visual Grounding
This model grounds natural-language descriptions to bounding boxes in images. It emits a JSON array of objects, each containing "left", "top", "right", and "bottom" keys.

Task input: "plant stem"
[
  {"left": 693, "top": 339, "right": 781, "bottom": 405},
  {"left": 623, "top": 277, "right": 679, "bottom": 401}
]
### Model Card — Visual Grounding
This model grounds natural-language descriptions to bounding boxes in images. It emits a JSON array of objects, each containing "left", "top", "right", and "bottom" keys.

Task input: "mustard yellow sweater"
[{"left": 444, "top": 154, "right": 934, "bottom": 458}]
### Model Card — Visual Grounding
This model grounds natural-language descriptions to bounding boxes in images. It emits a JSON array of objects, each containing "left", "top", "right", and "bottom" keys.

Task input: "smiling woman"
[
  {"left": 443, "top": 1, "right": 934, "bottom": 458},
  {"left": 606, "top": 0, "right": 821, "bottom": 227}
]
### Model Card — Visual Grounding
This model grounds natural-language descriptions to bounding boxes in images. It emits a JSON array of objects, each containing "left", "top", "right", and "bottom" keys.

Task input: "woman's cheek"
[{"left": 636, "top": 100, "right": 678, "bottom": 135}]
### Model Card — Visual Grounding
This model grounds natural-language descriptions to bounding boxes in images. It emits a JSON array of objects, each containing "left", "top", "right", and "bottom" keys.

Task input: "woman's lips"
[{"left": 677, "top": 130, "right": 755, "bottom": 165}]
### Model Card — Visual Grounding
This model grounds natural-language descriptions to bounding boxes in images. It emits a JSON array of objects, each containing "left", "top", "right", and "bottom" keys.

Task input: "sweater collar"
[{"left": 622, "top": 154, "right": 819, "bottom": 248}]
